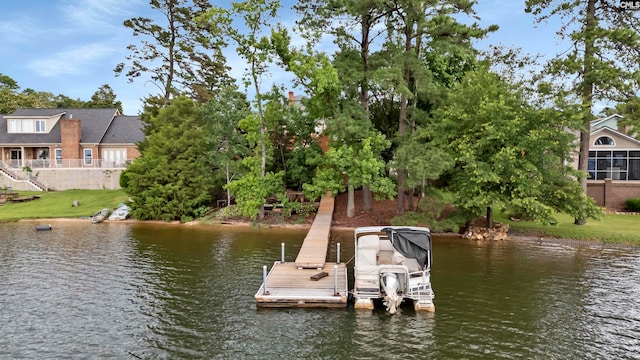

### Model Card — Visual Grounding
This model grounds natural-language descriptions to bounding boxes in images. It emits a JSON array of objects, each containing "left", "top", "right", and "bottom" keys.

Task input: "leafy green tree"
[
  {"left": 55, "top": 94, "right": 87, "bottom": 109},
  {"left": 123, "top": 96, "right": 215, "bottom": 221},
  {"left": 304, "top": 129, "right": 396, "bottom": 217},
  {"left": 202, "top": 0, "right": 290, "bottom": 218},
  {"left": 431, "top": 67, "right": 601, "bottom": 224},
  {"left": 202, "top": 86, "right": 250, "bottom": 207},
  {"left": 86, "top": 84, "right": 123, "bottom": 113},
  {"left": 115, "top": 0, "right": 230, "bottom": 106},
  {"left": 383, "top": 0, "right": 496, "bottom": 214},
  {"left": 525, "top": 0, "right": 640, "bottom": 224}
]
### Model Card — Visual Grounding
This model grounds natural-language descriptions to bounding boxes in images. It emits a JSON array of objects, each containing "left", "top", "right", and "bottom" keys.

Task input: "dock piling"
[
  {"left": 337, "top": 243, "right": 341, "bottom": 264},
  {"left": 262, "top": 265, "right": 268, "bottom": 295},
  {"left": 281, "top": 243, "right": 285, "bottom": 263},
  {"left": 333, "top": 264, "right": 338, "bottom": 295}
]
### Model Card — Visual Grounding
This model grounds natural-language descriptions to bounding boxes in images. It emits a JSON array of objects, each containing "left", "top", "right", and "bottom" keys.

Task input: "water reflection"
[{"left": 0, "top": 222, "right": 639, "bottom": 359}]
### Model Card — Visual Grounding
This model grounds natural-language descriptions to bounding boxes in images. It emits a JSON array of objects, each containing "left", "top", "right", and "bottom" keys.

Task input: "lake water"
[{"left": 1, "top": 221, "right": 639, "bottom": 359}]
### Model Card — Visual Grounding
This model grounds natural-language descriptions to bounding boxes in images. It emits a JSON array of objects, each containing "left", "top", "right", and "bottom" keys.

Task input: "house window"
[
  {"left": 9, "top": 149, "right": 22, "bottom": 167},
  {"left": 589, "top": 150, "right": 634, "bottom": 180},
  {"left": 7, "top": 119, "right": 47, "bottom": 133},
  {"left": 102, "top": 149, "right": 127, "bottom": 167},
  {"left": 22, "top": 119, "right": 34, "bottom": 132},
  {"left": 9, "top": 119, "right": 20, "bottom": 133},
  {"left": 84, "top": 149, "right": 93, "bottom": 166},
  {"left": 594, "top": 136, "right": 615, "bottom": 146},
  {"left": 55, "top": 148, "right": 62, "bottom": 165},
  {"left": 35, "top": 120, "right": 46, "bottom": 133}
]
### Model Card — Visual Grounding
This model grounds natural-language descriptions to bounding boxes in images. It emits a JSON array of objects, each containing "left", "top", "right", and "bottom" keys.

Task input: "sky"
[{"left": 0, "top": 0, "right": 563, "bottom": 115}]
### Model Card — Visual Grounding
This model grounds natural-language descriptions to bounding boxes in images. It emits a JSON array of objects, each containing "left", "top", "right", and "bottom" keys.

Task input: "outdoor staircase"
[{"left": 0, "top": 161, "right": 49, "bottom": 191}]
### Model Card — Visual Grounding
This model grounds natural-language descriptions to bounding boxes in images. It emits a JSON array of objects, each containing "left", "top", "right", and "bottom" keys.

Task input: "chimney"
[
  {"left": 288, "top": 91, "right": 294, "bottom": 106},
  {"left": 61, "top": 118, "right": 82, "bottom": 160}
]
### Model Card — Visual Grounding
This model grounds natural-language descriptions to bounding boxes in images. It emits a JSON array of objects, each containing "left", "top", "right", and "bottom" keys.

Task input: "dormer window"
[
  {"left": 594, "top": 136, "right": 614, "bottom": 146},
  {"left": 7, "top": 118, "right": 46, "bottom": 133}
]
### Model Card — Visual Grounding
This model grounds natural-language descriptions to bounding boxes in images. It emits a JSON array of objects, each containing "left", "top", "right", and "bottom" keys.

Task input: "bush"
[{"left": 625, "top": 198, "right": 640, "bottom": 212}]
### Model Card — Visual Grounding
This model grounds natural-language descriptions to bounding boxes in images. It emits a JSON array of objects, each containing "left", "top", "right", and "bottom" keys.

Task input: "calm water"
[{"left": 1, "top": 222, "right": 639, "bottom": 359}]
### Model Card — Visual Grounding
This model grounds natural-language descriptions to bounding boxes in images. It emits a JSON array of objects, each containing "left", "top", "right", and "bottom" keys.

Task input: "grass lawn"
[
  {"left": 496, "top": 212, "right": 640, "bottom": 244},
  {"left": 0, "top": 189, "right": 129, "bottom": 222}
]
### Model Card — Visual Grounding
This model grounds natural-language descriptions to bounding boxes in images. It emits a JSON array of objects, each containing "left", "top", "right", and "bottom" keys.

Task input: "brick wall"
[
  {"left": 587, "top": 179, "right": 640, "bottom": 210},
  {"left": 61, "top": 119, "right": 81, "bottom": 160}
]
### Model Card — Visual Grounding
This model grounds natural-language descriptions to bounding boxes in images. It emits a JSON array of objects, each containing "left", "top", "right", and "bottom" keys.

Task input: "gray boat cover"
[{"left": 382, "top": 228, "right": 432, "bottom": 268}]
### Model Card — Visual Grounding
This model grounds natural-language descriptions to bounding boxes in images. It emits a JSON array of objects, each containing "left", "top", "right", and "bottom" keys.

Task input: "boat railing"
[{"left": 407, "top": 270, "right": 433, "bottom": 299}]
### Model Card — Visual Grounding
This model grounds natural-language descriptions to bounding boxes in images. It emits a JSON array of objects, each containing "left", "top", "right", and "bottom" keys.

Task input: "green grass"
[
  {"left": 495, "top": 212, "right": 640, "bottom": 244},
  {"left": 0, "top": 189, "right": 129, "bottom": 221}
]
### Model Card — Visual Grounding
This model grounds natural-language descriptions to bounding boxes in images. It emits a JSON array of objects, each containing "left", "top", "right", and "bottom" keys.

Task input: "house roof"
[
  {"left": 101, "top": 115, "right": 145, "bottom": 144},
  {"left": 590, "top": 114, "right": 624, "bottom": 131},
  {"left": 0, "top": 108, "right": 144, "bottom": 146},
  {"left": 590, "top": 126, "right": 640, "bottom": 147}
]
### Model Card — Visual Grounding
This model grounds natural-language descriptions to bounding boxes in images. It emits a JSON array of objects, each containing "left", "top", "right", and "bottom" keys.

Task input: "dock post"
[
  {"left": 281, "top": 243, "right": 285, "bottom": 263},
  {"left": 336, "top": 243, "right": 341, "bottom": 264},
  {"left": 333, "top": 264, "right": 338, "bottom": 295},
  {"left": 262, "top": 265, "right": 268, "bottom": 295}
]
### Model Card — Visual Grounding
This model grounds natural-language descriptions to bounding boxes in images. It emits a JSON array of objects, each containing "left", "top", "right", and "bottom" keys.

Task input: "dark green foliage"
[
  {"left": 119, "top": 169, "right": 130, "bottom": 189},
  {"left": 431, "top": 66, "right": 601, "bottom": 224},
  {"left": 123, "top": 97, "right": 215, "bottom": 221},
  {"left": 624, "top": 198, "right": 640, "bottom": 212}
]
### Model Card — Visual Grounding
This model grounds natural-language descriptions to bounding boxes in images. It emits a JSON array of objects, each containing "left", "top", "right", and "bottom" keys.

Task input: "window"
[
  {"left": 84, "top": 149, "right": 93, "bottom": 166},
  {"left": 22, "top": 119, "right": 33, "bottom": 132},
  {"left": 9, "top": 119, "right": 20, "bottom": 132},
  {"left": 55, "top": 148, "right": 62, "bottom": 165},
  {"left": 594, "top": 136, "right": 615, "bottom": 145},
  {"left": 35, "top": 120, "right": 46, "bottom": 133},
  {"left": 588, "top": 150, "right": 634, "bottom": 180},
  {"left": 7, "top": 118, "right": 47, "bottom": 133}
]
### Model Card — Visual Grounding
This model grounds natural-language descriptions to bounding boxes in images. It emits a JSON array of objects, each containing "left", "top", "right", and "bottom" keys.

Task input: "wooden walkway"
[
  {"left": 295, "top": 194, "right": 334, "bottom": 269},
  {"left": 255, "top": 192, "right": 348, "bottom": 308}
]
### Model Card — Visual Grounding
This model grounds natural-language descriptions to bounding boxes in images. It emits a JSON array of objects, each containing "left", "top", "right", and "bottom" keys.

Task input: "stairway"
[{"left": 0, "top": 161, "right": 48, "bottom": 191}]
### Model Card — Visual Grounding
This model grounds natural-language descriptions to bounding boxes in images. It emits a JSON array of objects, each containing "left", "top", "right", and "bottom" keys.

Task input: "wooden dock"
[{"left": 255, "top": 193, "right": 348, "bottom": 308}]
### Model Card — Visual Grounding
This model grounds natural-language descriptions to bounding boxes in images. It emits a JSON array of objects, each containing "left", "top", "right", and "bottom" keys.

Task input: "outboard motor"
[{"left": 380, "top": 272, "right": 403, "bottom": 314}]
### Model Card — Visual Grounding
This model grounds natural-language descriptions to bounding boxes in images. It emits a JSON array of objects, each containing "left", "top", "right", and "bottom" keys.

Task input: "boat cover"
[{"left": 382, "top": 228, "right": 432, "bottom": 268}]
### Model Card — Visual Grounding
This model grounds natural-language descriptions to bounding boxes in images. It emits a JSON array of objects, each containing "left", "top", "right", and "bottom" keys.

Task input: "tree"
[
  {"left": 123, "top": 96, "right": 215, "bottom": 221},
  {"left": 115, "top": 0, "right": 230, "bottom": 106},
  {"left": 525, "top": 0, "right": 640, "bottom": 224},
  {"left": 431, "top": 66, "right": 600, "bottom": 224},
  {"left": 202, "top": 0, "right": 288, "bottom": 218},
  {"left": 202, "top": 86, "right": 250, "bottom": 207},
  {"left": 296, "top": 0, "right": 391, "bottom": 211},
  {"left": 383, "top": 0, "right": 496, "bottom": 214},
  {"left": 87, "top": 84, "right": 123, "bottom": 113}
]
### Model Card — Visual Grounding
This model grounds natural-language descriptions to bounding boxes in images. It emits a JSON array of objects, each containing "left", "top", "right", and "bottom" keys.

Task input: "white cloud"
[
  {"left": 0, "top": 16, "right": 37, "bottom": 44},
  {"left": 61, "top": 0, "right": 144, "bottom": 32},
  {"left": 27, "top": 43, "right": 117, "bottom": 77}
]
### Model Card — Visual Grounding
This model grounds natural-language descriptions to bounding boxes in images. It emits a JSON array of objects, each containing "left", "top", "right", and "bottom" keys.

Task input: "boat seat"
[
  {"left": 404, "top": 258, "right": 422, "bottom": 273},
  {"left": 358, "top": 235, "right": 380, "bottom": 254},
  {"left": 356, "top": 248, "right": 377, "bottom": 268},
  {"left": 379, "top": 240, "right": 394, "bottom": 252},
  {"left": 356, "top": 249, "right": 380, "bottom": 277}
]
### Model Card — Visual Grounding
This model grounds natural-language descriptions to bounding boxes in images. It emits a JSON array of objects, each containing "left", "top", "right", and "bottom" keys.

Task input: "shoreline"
[{"left": 15, "top": 217, "right": 637, "bottom": 248}]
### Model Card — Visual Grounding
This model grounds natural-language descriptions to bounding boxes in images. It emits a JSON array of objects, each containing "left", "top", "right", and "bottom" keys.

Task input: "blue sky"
[{"left": 1, "top": 0, "right": 561, "bottom": 115}]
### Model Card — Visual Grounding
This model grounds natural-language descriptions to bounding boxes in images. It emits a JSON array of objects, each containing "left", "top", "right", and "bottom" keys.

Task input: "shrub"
[{"left": 625, "top": 198, "right": 640, "bottom": 212}]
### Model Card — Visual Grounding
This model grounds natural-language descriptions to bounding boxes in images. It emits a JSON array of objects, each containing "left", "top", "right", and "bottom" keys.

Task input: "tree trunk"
[
  {"left": 396, "top": 20, "right": 413, "bottom": 215},
  {"left": 362, "top": 185, "right": 372, "bottom": 211},
  {"left": 575, "top": 0, "right": 596, "bottom": 226},
  {"left": 347, "top": 184, "right": 355, "bottom": 218},
  {"left": 360, "top": 11, "right": 373, "bottom": 212}
]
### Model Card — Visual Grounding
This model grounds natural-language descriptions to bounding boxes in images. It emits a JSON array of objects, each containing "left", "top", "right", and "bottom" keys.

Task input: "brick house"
[
  {"left": 0, "top": 108, "right": 144, "bottom": 191},
  {"left": 585, "top": 114, "right": 640, "bottom": 209}
]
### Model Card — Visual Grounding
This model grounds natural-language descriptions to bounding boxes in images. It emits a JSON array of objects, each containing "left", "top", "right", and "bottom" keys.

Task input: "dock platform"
[{"left": 255, "top": 193, "right": 348, "bottom": 308}]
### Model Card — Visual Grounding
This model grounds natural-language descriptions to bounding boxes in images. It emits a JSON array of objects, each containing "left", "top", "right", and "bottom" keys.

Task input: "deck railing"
[{"left": 6, "top": 159, "right": 130, "bottom": 169}]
